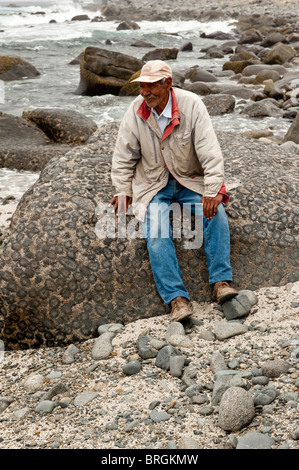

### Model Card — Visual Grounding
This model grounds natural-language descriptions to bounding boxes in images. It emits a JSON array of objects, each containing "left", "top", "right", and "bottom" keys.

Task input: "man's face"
[{"left": 139, "top": 78, "right": 172, "bottom": 115}]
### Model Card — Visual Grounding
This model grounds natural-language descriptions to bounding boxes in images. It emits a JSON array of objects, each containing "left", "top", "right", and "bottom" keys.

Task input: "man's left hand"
[{"left": 202, "top": 194, "right": 223, "bottom": 220}]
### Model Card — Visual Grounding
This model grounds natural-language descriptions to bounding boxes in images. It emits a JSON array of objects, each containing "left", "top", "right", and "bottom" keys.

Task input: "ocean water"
[{"left": 0, "top": 0, "right": 294, "bottom": 198}]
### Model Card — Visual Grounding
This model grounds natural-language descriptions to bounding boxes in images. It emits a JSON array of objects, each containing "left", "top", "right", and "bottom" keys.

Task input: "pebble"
[
  {"left": 0, "top": 396, "right": 14, "bottom": 413},
  {"left": 236, "top": 431, "right": 275, "bottom": 449},
  {"left": 218, "top": 387, "right": 255, "bottom": 431},
  {"left": 136, "top": 335, "right": 158, "bottom": 359},
  {"left": 91, "top": 332, "right": 115, "bottom": 360},
  {"left": 210, "top": 351, "right": 227, "bottom": 373},
  {"left": 169, "top": 355, "right": 185, "bottom": 377},
  {"left": 253, "top": 387, "right": 278, "bottom": 406},
  {"left": 149, "top": 410, "right": 171, "bottom": 423},
  {"left": 212, "top": 370, "right": 250, "bottom": 406},
  {"left": 73, "top": 391, "right": 99, "bottom": 407},
  {"left": 35, "top": 400, "right": 56, "bottom": 414},
  {"left": 155, "top": 345, "right": 182, "bottom": 371},
  {"left": 213, "top": 321, "right": 248, "bottom": 341},
  {"left": 23, "top": 374, "right": 44, "bottom": 393},
  {"left": 122, "top": 360, "right": 141, "bottom": 376},
  {"left": 261, "top": 360, "right": 291, "bottom": 378},
  {"left": 13, "top": 408, "right": 30, "bottom": 420},
  {"left": 98, "top": 323, "right": 124, "bottom": 335},
  {"left": 62, "top": 344, "right": 79, "bottom": 364}
]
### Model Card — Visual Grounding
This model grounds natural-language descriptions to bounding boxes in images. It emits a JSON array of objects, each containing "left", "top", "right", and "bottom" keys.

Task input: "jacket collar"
[{"left": 137, "top": 88, "right": 180, "bottom": 141}]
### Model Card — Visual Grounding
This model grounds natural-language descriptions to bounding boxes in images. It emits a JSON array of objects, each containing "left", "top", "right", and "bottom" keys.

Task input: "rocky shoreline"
[{"left": 0, "top": 125, "right": 298, "bottom": 450}]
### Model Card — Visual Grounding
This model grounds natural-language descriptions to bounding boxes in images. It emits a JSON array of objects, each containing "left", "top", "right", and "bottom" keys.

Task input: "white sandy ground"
[{"left": 0, "top": 198, "right": 298, "bottom": 449}]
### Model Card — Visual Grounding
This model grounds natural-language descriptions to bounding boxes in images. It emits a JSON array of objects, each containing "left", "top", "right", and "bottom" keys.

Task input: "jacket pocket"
[
  {"left": 172, "top": 133, "right": 194, "bottom": 174},
  {"left": 150, "top": 132, "right": 159, "bottom": 163}
]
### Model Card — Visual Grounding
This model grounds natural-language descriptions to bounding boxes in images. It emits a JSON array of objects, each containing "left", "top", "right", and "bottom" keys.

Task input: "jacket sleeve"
[
  {"left": 111, "top": 104, "right": 141, "bottom": 198},
  {"left": 192, "top": 98, "right": 226, "bottom": 198}
]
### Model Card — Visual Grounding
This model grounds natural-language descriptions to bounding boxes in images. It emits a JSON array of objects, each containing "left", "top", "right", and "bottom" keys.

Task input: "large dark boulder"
[
  {"left": 142, "top": 48, "right": 179, "bottom": 62},
  {"left": 22, "top": 109, "right": 97, "bottom": 145},
  {"left": 283, "top": 111, "right": 299, "bottom": 144},
  {"left": 76, "top": 47, "right": 144, "bottom": 96},
  {"left": 0, "top": 56, "right": 40, "bottom": 81},
  {"left": 202, "top": 94, "right": 235, "bottom": 115},
  {"left": 241, "top": 99, "right": 283, "bottom": 118},
  {"left": 262, "top": 44, "right": 296, "bottom": 65},
  {"left": 0, "top": 124, "right": 298, "bottom": 351},
  {"left": 187, "top": 67, "right": 218, "bottom": 83},
  {"left": 0, "top": 112, "right": 71, "bottom": 172},
  {"left": 0, "top": 109, "right": 97, "bottom": 172}
]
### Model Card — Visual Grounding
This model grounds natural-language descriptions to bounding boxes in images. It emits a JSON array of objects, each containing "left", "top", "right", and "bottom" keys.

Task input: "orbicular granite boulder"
[
  {"left": 0, "top": 124, "right": 298, "bottom": 350},
  {"left": 76, "top": 47, "right": 144, "bottom": 96}
]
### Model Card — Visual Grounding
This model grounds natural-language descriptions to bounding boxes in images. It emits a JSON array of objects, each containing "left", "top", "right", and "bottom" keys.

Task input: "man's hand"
[
  {"left": 201, "top": 193, "right": 223, "bottom": 220},
  {"left": 110, "top": 195, "right": 132, "bottom": 216}
]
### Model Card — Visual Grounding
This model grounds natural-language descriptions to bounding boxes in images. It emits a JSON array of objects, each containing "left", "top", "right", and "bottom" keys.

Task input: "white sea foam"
[{"left": 0, "top": 168, "right": 39, "bottom": 200}]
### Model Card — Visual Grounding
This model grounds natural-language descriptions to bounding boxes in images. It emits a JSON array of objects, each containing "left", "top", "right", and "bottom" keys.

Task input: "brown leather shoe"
[
  {"left": 170, "top": 297, "right": 192, "bottom": 322},
  {"left": 213, "top": 281, "right": 238, "bottom": 304}
]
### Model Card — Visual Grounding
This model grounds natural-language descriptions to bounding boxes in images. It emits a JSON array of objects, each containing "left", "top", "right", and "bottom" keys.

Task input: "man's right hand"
[{"left": 110, "top": 195, "right": 132, "bottom": 216}]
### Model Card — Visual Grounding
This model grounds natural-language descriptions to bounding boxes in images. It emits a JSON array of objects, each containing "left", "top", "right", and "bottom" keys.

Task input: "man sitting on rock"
[{"left": 111, "top": 60, "right": 237, "bottom": 322}]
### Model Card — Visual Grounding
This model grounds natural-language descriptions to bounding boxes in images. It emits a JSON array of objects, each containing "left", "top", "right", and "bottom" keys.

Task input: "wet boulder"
[
  {"left": 242, "top": 64, "right": 287, "bottom": 77},
  {"left": 76, "top": 47, "right": 144, "bottom": 96},
  {"left": 241, "top": 98, "right": 283, "bottom": 118},
  {"left": 187, "top": 67, "right": 218, "bottom": 83},
  {"left": 22, "top": 108, "right": 97, "bottom": 145},
  {"left": 260, "top": 32, "right": 287, "bottom": 48},
  {"left": 0, "top": 55, "right": 40, "bottom": 81},
  {"left": 0, "top": 112, "right": 71, "bottom": 172},
  {"left": 283, "top": 111, "right": 299, "bottom": 144},
  {"left": 142, "top": 48, "right": 179, "bottom": 62},
  {"left": 202, "top": 94, "right": 235, "bottom": 115},
  {"left": 262, "top": 43, "right": 296, "bottom": 65},
  {"left": 0, "top": 124, "right": 298, "bottom": 350},
  {"left": 71, "top": 14, "right": 90, "bottom": 21},
  {"left": 116, "top": 21, "right": 140, "bottom": 31}
]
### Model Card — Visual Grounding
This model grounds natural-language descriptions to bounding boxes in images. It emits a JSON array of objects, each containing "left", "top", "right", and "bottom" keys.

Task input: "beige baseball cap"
[{"left": 132, "top": 60, "right": 172, "bottom": 83}]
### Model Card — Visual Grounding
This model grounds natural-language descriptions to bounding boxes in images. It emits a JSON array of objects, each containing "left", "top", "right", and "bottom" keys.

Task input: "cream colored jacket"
[{"left": 111, "top": 87, "right": 226, "bottom": 221}]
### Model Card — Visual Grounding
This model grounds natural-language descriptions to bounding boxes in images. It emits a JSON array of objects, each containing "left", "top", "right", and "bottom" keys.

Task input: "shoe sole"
[
  {"left": 170, "top": 310, "right": 193, "bottom": 322},
  {"left": 217, "top": 292, "right": 238, "bottom": 304}
]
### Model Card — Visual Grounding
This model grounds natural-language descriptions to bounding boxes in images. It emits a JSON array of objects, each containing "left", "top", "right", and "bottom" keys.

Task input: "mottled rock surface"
[
  {"left": 0, "top": 112, "right": 71, "bottom": 171},
  {"left": 0, "top": 110, "right": 97, "bottom": 172},
  {"left": 22, "top": 109, "right": 98, "bottom": 145},
  {"left": 0, "top": 120, "right": 298, "bottom": 349}
]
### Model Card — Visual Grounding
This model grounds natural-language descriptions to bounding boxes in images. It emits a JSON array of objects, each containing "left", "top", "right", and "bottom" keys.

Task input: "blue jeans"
[{"left": 142, "top": 177, "right": 232, "bottom": 306}]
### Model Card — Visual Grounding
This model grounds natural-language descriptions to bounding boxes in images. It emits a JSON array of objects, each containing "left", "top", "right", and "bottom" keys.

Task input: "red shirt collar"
[{"left": 137, "top": 88, "right": 180, "bottom": 140}]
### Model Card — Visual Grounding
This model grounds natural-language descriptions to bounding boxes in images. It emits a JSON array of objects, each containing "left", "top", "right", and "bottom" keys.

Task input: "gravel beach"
[{"left": 1, "top": 0, "right": 299, "bottom": 452}]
